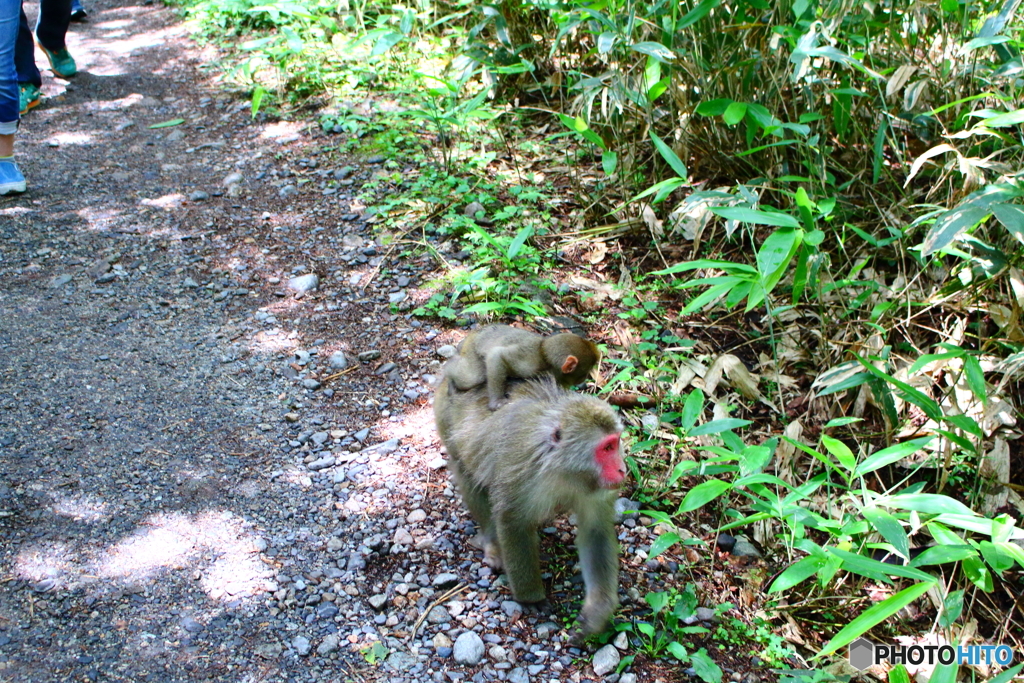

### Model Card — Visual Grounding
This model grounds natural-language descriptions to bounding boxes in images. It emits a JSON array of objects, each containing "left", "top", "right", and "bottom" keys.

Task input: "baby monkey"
[{"left": 445, "top": 324, "right": 600, "bottom": 410}]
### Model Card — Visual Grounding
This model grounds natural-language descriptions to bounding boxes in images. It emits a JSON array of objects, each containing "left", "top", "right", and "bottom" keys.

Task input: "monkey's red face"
[{"left": 595, "top": 433, "right": 625, "bottom": 488}]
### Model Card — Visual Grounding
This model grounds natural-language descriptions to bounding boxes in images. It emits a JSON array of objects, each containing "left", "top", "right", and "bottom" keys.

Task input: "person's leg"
[
  {"left": 15, "top": 5, "right": 42, "bottom": 88},
  {"left": 36, "top": 0, "right": 75, "bottom": 78},
  {"left": 0, "top": 0, "right": 26, "bottom": 193}
]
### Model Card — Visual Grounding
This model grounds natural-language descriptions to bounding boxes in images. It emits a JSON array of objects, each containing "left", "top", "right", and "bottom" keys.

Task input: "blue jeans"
[
  {"left": 0, "top": 0, "right": 18, "bottom": 134},
  {"left": 16, "top": 0, "right": 71, "bottom": 87}
]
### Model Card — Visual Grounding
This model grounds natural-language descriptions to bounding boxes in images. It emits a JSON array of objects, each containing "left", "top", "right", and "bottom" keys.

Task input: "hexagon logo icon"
[{"left": 849, "top": 637, "right": 876, "bottom": 670}]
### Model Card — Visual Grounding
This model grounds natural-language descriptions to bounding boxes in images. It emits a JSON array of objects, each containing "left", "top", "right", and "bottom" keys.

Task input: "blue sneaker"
[
  {"left": 38, "top": 44, "right": 77, "bottom": 78},
  {"left": 0, "top": 159, "right": 27, "bottom": 195}
]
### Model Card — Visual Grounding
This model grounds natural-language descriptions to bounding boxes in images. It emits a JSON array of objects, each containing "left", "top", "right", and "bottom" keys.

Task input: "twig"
[
  {"left": 361, "top": 204, "right": 449, "bottom": 290},
  {"left": 408, "top": 583, "right": 468, "bottom": 643},
  {"left": 322, "top": 366, "right": 359, "bottom": 383}
]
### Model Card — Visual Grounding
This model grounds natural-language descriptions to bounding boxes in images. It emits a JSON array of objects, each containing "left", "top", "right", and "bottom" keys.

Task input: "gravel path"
[{"left": 0, "top": 2, "right": 667, "bottom": 682}]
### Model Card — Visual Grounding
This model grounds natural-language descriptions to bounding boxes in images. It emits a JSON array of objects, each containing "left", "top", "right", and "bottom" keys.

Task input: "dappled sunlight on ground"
[
  {"left": 260, "top": 121, "right": 305, "bottom": 142},
  {"left": 49, "top": 491, "right": 112, "bottom": 523},
  {"left": 13, "top": 509, "right": 274, "bottom": 601},
  {"left": 46, "top": 132, "right": 97, "bottom": 146},
  {"left": 75, "top": 206, "right": 123, "bottom": 230},
  {"left": 67, "top": 10, "right": 189, "bottom": 77},
  {"left": 139, "top": 193, "right": 185, "bottom": 209}
]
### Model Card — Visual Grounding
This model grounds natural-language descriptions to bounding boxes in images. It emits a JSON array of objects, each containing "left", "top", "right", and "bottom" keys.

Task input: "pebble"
[
  {"left": 328, "top": 351, "right": 348, "bottom": 369},
  {"left": 317, "top": 634, "right": 340, "bottom": 655},
  {"left": 508, "top": 668, "right": 530, "bottom": 683},
  {"left": 453, "top": 632, "right": 485, "bottom": 665},
  {"left": 189, "top": 190, "right": 210, "bottom": 201},
  {"left": 436, "top": 344, "right": 457, "bottom": 359},
  {"left": 731, "top": 537, "right": 762, "bottom": 557},
  {"left": 291, "top": 635, "right": 311, "bottom": 656},
  {"left": 620, "top": 674, "right": 637, "bottom": 683},
  {"left": 592, "top": 644, "right": 620, "bottom": 676},
  {"left": 288, "top": 273, "right": 319, "bottom": 293},
  {"left": 432, "top": 572, "right": 459, "bottom": 588}
]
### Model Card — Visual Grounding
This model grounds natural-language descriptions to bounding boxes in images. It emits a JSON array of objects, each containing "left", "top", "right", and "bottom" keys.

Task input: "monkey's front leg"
[
  {"left": 451, "top": 460, "right": 502, "bottom": 568},
  {"left": 574, "top": 498, "right": 619, "bottom": 637},
  {"left": 495, "top": 510, "right": 546, "bottom": 604}
]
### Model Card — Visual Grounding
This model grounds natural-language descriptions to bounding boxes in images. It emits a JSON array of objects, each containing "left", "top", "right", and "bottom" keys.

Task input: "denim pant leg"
[
  {"left": 0, "top": 0, "right": 19, "bottom": 133},
  {"left": 36, "top": 0, "right": 70, "bottom": 51},
  {"left": 15, "top": 5, "right": 41, "bottom": 87}
]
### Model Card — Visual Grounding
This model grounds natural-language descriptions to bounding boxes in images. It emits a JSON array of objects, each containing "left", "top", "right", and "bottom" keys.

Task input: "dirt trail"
[{"left": 0, "top": 1, "right": 453, "bottom": 680}]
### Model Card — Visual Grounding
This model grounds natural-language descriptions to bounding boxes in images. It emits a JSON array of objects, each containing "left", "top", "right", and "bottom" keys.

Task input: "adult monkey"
[{"left": 434, "top": 376, "right": 625, "bottom": 638}]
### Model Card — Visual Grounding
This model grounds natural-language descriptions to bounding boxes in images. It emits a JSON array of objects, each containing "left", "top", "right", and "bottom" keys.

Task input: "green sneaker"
[
  {"left": 19, "top": 84, "right": 41, "bottom": 115},
  {"left": 38, "top": 44, "right": 77, "bottom": 78}
]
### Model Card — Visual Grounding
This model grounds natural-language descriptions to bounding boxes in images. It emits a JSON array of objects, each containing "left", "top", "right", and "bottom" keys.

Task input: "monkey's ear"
[
  {"left": 550, "top": 427, "right": 562, "bottom": 445},
  {"left": 560, "top": 355, "right": 579, "bottom": 374}
]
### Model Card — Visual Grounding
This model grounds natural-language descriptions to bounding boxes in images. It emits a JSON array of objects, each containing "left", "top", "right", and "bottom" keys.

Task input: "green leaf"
[
  {"left": 667, "top": 641, "right": 688, "bottom": 661},
  {"left": 928, "top": 662, "right": 958, "bottom": 683},
  {"left": 250, "top": 87, "right": 266, "bottom": 118},
  {"left": 601, "top": 150, "right": 617, "bottom": 176},
  {"left": 650, "top": 132, "right": 688, "bottom": 180},
  {"left": 991, "top": 203, "right": 1024, "bottom": 244},
  {"left": 506, "top": 225, "right": 533, "bottom": 260},
  {"left": 680, "top": 389, "right": 704, "bottom": 431},
  {"left": 830, "top": 548, "right": 937, "bottom": 583},
  {"left": 978, "top": 540, "right": 1014, "bottom": 572},
  {"left": 963, "top": 355, "right": 987, "bottom": 403},
  {"left": 989, "top": 664, "right": 1024, "bottom": 683},
  {"left": 883, "top": 493, "right": 975, "bottom": 516},
  {"left": 962, "top": 554, "right": 993, "bottom": 591},
  {"left": 652, "top": 258, "right": 758, "bottom": 276},
  {"left": 723, "top": 101, "right": 748, "bottom": 125},
  {"left": 645, "top": 590, "right": 670, "bottom": 613},
  {"left": 938, "top": 589, "right": 964, "bottom": 628},
  {"left": 979, "top": 108, "right": 1024, "bottom": 128},
  {"left": 862, "top": 507, "right": 910, "bottom": 560},
  {"left": 872, "top": 118, "right": 887, "bottom": 185},
  {"left": 695, "top": 99, "right": 733, "bottom": 116},
  {"left": 370, "top": 30, "right": 404, "bottom": 56},
  {"left": 688, "top": 418, "right": 752, "bottom": 436},
  {"left": 768, "top": 555, "right": 825, "bottom": 593},
  {"left": 909, "top": 545, "right": 976, "bottom": 567},
  {"left": 818, "top": 582, "right": 933, "bottom": 656},
  {"left": 889, "top": 665, "right": 912, "bottom": 683},
  {"left": 855, "top": 437, "right": 935, "bottom": 477},
  {"left": 690, "top": 648, "right": 723, "bottom": 683},
  {"left": 710, "top": 207, "right": 801, "bottom": 228},
  {"left": 677, "top": 0, "right": 721, "bottom": 29},
  {"left": 597, "top": 31, "right": 616, "bottom": 54},
  {"left": 630, "top": 41, "right": 675, "bottom": 63},
  {"left": 855, "top": 356, "right": 942, "bottom": 419},
  {"left": 649, "top": 532, "right": 681, "bottom": 559},
  {"left": 148, "top": 118, "right": 185, "bottom": 129},
  {"left": 756, "top": 227, "right": 803, "bottom": 295},
  {"left": 921, "top": 205, "right": 990, "bottom": 256},
  {"left": 821, "top": 435, "right": 857, "bottom": 472},
  {"left": 678, "top": 480, "right": 732, "bottom": 513}
]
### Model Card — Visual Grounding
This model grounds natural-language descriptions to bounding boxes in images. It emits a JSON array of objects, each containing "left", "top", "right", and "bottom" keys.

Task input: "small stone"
[
  {"left": 328, "top": 351, "right": 348, "bottom": 369},
  {"left": 284, "top": 412, "right": 300, "bottom": 422},
  {"left": 189, "top": 190, "right": 210, "bottom": 202},
  {"left": 433, "top": 633, "right": 452, "bottom": 650},
  {"left": 614, "top": 498, "right": 640, "bottom": 523},
  {"left": 592, "top": 644, "right": 620, "bottom": 676},
  {"left": 48, "top": 274, "right": 73, "bottom": 288},
  {"left": 620, "top": 674, "right": 637, "bottom": 683},
  {"left": 453, "top": 632, "right": 485, "bottom": 665},
  {"left": 696, "top": 607, "right": 717, "bottom": 622},
  {"left": 393, "top": 528, "right": 413, "bottom": 545},
  {"left": 731, "top": 537, "right": 762, "bottom": 558},
  {"left": 463, "top": 201, "right": 485, "bottom": 219},
  {"left": 301, "top": 378, "right": 321, "bottom": 391},
  {"left": 307, "top": 455, "right": 335, "bottom": 471},
  {"left": 357, "top": 350, "right": 381, "bottom": 362},
  {"left": 436, "top": 344, "right": 457, "bottom": 359},
  {"left": 292, "top": 635, "right": 311, "bottom": 656},
  {"left": 432, "top": 572, "right": 459, "bottom": 589},
  {"left": 501, "top": 600, "right": 523, "bottom": 618},
  {"left": 388, "top": 291, "right": 407, "bottom": 305},
  {"left": 180, "top": 616, "right": 204, "bottom": 633},
  {"left": 612, "top": 631, "right": 628, "bottom": 649},
  {"left": 288, "top": 273, "right": 319, "bottom": 293},
  {"left": 279, "top": 184, "right": 299, "bottom": 198},
  {"left": 255, "top": 642, "right": 283, "bottom": 659},
  {"left": 508, "top": 668, "right": 530, "bottom": 683},
  {"left": 223, "top": 171, "right": 244, "bottom": 186},
  {"left": 407, "top": 509, "right": 427, "bottom": 524},
  {"left": 536, "top": 622, "right": 559, "bottom": 640},
  {"left": 368, "top": 594, "right": 387, "bottom": 610},
  {"left": 317, "top": 634, "right": 340, "bottom": 655},
  {"left": 426, "top": 606, "right": 450, "bottom": 624}
]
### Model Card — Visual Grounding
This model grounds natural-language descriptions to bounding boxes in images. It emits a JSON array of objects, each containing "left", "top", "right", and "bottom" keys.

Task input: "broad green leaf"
[
  {"left": 680, "top": 389, "right": 704, "bottom": 431},
  {"left": 863, "top": 508, "right": 910, "bottom": 560},
  {"left": 830, "top": 548, "right": 936, "bottom": 583},
  {"left": 933, "top": 513, "right": 1024, "bottom": 539},
  {"left": 756, "top": 227, "right": 803, "bottom": 295},
  {"left": 818, "top": 582, "right": 933, "bottom": 656},
  {"left": 689, "top": 418, "right": 752, "bottom": 436},
  {"left": 630, "top": 41, "right": 675, "bottom": 63},
  {"left": 920, "top": 205, "right": 990, "bottom": 256},
  {"left": 989, "top": 664, "right": 1024, "bottom": 683},
  {"left": 991, "top": 202, "right": 1024, "bottom": 243},
  {"left": 652, "top": 259, "right": 758, "bottom": 276},
  {"left": 978, "top": 540, "right": 1014, "bottom": 572},
  {"left": 963, "top": 355, "right": 987, "bottom": 403},
  {"left": 677, "top": 0, "right": 721, "bottom": 29},
  {"left": 667, "top": 641, "right": 688, "bottom": 661},
  {"left": 597, "top": 31, "right": 616, "bottom": 54},
  {"left": 938, "top": 589, "right": 963, "bottom": 628},
  {"left": 148, "top": 118, "right": 185, "bottom": 129},
  {"left": 695, "top": 99, "right": 733, "bottom": 117},
  {"left": 889, "top": 665, "right": 911, "bottom": 683},
  {"left": 928, "top": 662, "right": 958, "bottom": 683},
  {"left": 602, "top": 150, "right": 617, "bottom": 176},
  {"left": 649, "top": 532, "right": 681, "bottom": 559},
  {"left": 371, "top": 30, "right": 404, "bottom": 56},
  {"left": 872, "top": 118, "right": 887, "bottom": 184},
  {"left": 909, "top": 545, "right": 976, "bottom": 567},
  {"left": 855, "top": 437, "right": 935, "bottom": 477},
  {"left": 979, "top": 108, "right": 1024, "bottom": 128},
  {"left": 681, "top": 280, "right": 742, "bottom": 314},
  {"left": 506, "top": 226, "right": 533, "bottom": 259},
  {"left": 723, "top": 102, "right": 747, "bottom": 125},
  {"left": 632, "top": 177, "right": 686, "bottom": 204},
  {"left": 769, "top": 555, "right": 825, "bottom": 593},
  {"left": 884, "top": 494, "right": 974, "bottom": 516},
  {"left": 650, "top": 132, "right": 688, "bottom": 180},
  {"left": 821, "top": 435, "right": 857, "bottom": 473},
  {"left": 855, "top": 356, "right": 942, "bottom": 419},
  {"left": 678, "top": 480, "right": 732, "bottom": 513},
  {"left": 962, "top": 554, "right": 993, "bottom": 591},
  {"left": 710, "top": 207, "right": 801, "bottom": 228},
  {"left": 690, "top": 648, "right": 723, "bottom": 683},
  {"left": 645, "top": 590, "right": 670, "bottom": 613}
]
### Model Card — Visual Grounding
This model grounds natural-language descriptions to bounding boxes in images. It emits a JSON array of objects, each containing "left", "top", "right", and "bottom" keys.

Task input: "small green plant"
[
  {"left": 614, "top": 586, "right": 721, "bottom": 683},
  {"left": 361, "top": 640, "right": 388, "bottom": 664},
  {"left": 712, "top": 614, "right": 795, "bottom": 668}
]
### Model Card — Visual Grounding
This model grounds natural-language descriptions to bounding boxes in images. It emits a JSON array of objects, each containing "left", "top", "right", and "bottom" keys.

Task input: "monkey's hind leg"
[
  {"left": 495, "top": 509, "right": 545, "bottom": 604},
  {"left": 444, "top": 355, "right": 485, "bottom": 392}
]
